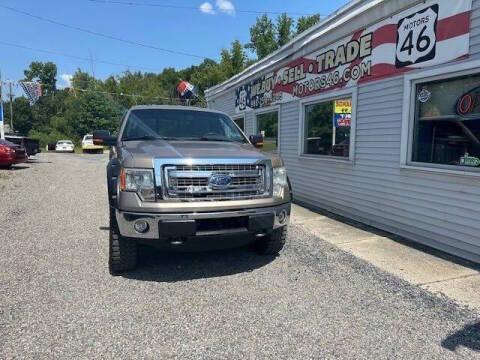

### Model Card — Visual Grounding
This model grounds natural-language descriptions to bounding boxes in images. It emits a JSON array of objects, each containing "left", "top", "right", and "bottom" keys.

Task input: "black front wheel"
[
  {"left": 109, "top": 222, "right": 137, "bottom": 275},
  {"left": 254, "top": 226, "right": 288, "bottom": 256}
]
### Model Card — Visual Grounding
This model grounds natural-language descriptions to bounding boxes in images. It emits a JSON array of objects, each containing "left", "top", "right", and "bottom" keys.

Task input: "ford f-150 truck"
[{"left": 94, "top": 105, "right": 292, "bottom": 275}]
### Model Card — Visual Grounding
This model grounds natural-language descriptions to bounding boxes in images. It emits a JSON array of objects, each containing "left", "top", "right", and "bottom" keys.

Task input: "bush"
[{"left": 28, "top": 129, "right": 75, "bottom": 148}]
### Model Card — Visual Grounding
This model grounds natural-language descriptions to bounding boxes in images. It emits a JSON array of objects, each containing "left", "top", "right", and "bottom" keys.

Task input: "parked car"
[
  {"left": 0, "top": 139, "right": 28, "bottom": 168},
  {"left": 55, "top": 140, "right": 75, "bottom": 153},
  {"left": 94, "top": 105, "right": 292, "bottom": 275},
  {"left": 5, "top": 135, "right": 41, "bottom": 156},
  {"left": 81, "top": 134, "right": 104, "bottom": 153}
]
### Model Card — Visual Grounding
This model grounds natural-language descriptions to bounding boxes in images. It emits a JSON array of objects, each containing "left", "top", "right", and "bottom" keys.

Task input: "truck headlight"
[
  {"left": 120, "top": 168, "right": 155, "bottom": 202},
  {"left": 273, "top": 167, "right": 287, "bottom": 198}
]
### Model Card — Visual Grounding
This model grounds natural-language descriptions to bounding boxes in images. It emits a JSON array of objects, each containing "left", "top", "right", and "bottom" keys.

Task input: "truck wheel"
[
  {"left": 254, "top": 226, "right": 288, "bottom": 256},
  {"left": 109, "top": 221, "right": 137, "bottom": 275}
]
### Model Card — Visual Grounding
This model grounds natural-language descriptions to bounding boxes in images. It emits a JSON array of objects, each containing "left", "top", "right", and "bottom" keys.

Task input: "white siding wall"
[
  {"left": 208, "top": 0, "right": 480, "bottom": 263},
  {"left": 470, "top": 0, "right": 480, "bottom": 57}
]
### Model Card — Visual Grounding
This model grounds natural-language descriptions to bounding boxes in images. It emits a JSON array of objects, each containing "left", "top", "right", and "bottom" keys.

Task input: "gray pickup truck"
[{"left": 94, "top": 105, "right": 292, "bottom": 275}]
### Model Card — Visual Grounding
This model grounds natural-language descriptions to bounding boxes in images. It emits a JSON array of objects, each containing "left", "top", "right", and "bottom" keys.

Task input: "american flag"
[{"left": 20, "top": 81, "right": 42, "bottom": 105}]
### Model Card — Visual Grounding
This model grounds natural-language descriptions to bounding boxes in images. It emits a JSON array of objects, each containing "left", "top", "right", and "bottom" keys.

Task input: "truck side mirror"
[
  {"left": 93, "top": 130, "right": 117, "bottom": 147},
  {"left": 249, "top": 134, "right": 264, "bottom": 149}
]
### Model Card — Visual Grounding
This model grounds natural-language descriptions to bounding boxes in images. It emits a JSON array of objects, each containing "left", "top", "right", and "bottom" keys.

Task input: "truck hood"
[{"left": 120, "top": 140, "right": 283, "bottom": 168}]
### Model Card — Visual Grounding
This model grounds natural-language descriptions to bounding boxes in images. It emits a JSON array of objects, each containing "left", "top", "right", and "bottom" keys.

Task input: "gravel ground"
[{"left": 1, "top": 153, "right": 479, "bottom": 359}]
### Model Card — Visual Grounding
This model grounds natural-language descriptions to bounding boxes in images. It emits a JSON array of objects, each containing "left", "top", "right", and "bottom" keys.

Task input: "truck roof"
[{"left": 129, "top": 105, "right": 226, "bottom": 115}]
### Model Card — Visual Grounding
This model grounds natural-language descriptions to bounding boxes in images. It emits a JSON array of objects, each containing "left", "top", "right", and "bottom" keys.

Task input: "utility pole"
[
  {"left": 0, "top": 72, "right": 4, "bottom": 140},
  {"left": 89, "top": 50, "right": 96, "bottom": 90},
  {"left": 8, "top": 81, "right": 13, "bottom": 133}
]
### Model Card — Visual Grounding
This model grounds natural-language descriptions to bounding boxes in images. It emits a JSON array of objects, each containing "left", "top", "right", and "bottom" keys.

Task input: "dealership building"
[{"left": 206, "top": 0, "right": 480, "bottom": 263}]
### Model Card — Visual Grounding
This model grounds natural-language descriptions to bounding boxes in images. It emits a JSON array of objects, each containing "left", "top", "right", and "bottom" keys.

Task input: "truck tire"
[
  {"left": 254, "top": 226, "right": 288, "bottom": 256},
  {"left": 109, "top": 218, "right": 137, "bottom": 275}
]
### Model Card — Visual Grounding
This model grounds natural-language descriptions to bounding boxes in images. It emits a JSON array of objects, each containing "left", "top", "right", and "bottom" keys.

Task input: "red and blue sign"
[
  {"left": 334, "top": 113, "right": 352, "bottom": 128},
  {"left": 177, "top": 81, "right": 196, "bottom": 100}
]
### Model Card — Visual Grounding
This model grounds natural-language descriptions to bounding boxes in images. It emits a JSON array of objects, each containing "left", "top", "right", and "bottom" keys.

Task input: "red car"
[{"left": 0, "top": 139, "right": 28, "bottom": 168}]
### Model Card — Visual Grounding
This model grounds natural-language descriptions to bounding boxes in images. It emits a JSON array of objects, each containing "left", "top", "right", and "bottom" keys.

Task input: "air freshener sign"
[{"left": 235, "top": 0, "right": 472, "bottom": 112}]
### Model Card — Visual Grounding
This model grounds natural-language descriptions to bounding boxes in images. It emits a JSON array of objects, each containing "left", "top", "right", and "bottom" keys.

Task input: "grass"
[
  {"left": 75, "top": 147, "right": 107, "bottom": 154},
  {"left": 262, "top": 141, "right": 278, "bottom": 153}
]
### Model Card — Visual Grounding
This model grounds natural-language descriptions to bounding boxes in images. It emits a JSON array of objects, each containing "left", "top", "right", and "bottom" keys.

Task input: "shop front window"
[
  {"left": 412, "top": 73, "right": 480, "bottom": 169},
  {"left": 256, "top": 111, "right": 278, "bottom": 152},
  {"left": 303, "top": 98, "right": 352, "bottom": 158}
]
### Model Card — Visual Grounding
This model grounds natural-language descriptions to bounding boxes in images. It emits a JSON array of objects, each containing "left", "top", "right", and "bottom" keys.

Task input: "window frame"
[
  {"left": 232, "top": 114, "right": 246, "bottom": 133},
  {"left": 401, "top": 59, "right": 480, "bottom": 177},
  {"left": 254, "top": 105, "right": 281, "bottom": 153},
  {"left": 298, "top": 87, "right": 357, "bottom": 163}
]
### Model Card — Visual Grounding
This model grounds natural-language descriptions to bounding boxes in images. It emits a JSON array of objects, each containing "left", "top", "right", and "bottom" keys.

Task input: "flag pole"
[
  {"left": 0, "top": 71, "right": 5, "bottom": 140},
  {"left": 8, "top": 81, "right": 13, "bottom": 132}
]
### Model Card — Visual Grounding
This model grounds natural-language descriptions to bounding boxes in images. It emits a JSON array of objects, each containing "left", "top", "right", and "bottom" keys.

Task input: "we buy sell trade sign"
[{"left": 235, "top": 0, "right": 472, "bottom": 112}]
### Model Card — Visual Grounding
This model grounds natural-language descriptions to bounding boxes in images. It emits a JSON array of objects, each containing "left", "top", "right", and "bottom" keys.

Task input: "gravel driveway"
[{"left": 1, "top": 153, "right": 479, "bottom": 359}]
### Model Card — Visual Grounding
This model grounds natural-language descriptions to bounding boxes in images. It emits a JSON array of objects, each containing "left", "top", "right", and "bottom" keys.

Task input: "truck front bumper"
[{"left": 116, "top": 203, "right": 290, "bottom": 240}]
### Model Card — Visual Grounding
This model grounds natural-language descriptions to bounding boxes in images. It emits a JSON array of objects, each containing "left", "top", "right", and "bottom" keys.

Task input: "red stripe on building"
[
  {"left": 351, "top": 29, "right": 365, "bottom": 41},
  {"left": 437, "top": 11, "right": 471, "bottom": 41},
  {"left": 372, "top": 24, "right": 397, "bottom": 48},
  {"left": 359, "top": 63, "right": 412, "bottom": 84}
]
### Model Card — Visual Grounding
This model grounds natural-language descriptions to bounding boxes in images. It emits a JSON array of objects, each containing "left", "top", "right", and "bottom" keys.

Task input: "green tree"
[
  {"left": 65, "top": 92, "right": 123, "bottom": 137},
  {"left": 190, "top": 59, "right": 228, "bottom": 95},
  {"left": 29, "top": 90, "right": 70, "bottom": 133},
  {"left": 23, "top": 61, "right": 58, "bottom": 95},
  {"left": 219, "top": 40, "right": 248, "bottom": 78},
  {"left": 230, "top": 40, "right": 247, "bottom": 75},
  {"left": 296, "top": 14, "right": 321, "bottom": 35},
  {"left": 220, "top": 48, "right": 234, "bottom": 78},
  {"left": 4, "top": 97, "right": 33, "bottom": 135},
  {"left": 71, "top": 70, "right": 98, "bottom": 91},
  {"left": 246, "top": 15, "right": 278, "bottom": 60},
  {"left": 276, "top": 13, "right": 294, "bottom": 47}
]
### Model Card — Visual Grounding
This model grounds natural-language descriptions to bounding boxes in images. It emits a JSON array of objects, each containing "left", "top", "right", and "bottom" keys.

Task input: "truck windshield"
[{"left": 122, "top": 109, "right": 248, "bottom": 143}]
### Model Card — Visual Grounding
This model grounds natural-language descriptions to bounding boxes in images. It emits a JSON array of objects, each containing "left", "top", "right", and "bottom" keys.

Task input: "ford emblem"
[{"left": 208, "top": 174, "right": 232, "bottom": 189}]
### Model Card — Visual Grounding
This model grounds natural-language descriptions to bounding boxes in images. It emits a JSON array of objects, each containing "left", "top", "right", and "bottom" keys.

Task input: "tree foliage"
[
  {"left": 246, "top": 13, "right": 321, "bottom": 59},
  {"left": 296, "top": 14, "right": 321, "bottom": 35},
  {"left": 23, "top": 61, "right": 58, "bottom": 95},
  {"left": 277, "top": 13, "right": 294, "bottom": 47},
  {"left": 10, "top": 13, "right": 320, "bottom": 145},
  {"left": 246, "top": 15, "right": 278, "bottom": 60}
]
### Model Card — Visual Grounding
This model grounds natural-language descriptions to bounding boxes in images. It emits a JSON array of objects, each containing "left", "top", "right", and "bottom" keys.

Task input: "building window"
[
  {"left": 412, "top": 73, "right": 480, "bottom": 169},
  {"left": 233, "top": 117, "right": 245, "bottom": 132},
  {"left": 256, "top": 111, "right": 278, "bottom": 152},
  {"left": 303, "top": 98, "right": 352, "bottom": 157}
]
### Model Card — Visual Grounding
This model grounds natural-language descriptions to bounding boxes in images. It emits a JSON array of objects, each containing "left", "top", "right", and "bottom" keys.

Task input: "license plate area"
[
  {"left": 197, "top": 217, "right": 249, "bottom": 234},
  {"left": 158, "top": 214, "right": 274, "bottom": 238},
  {"left": 248, "top": 214, "right": 274, "bottom": 233},
  {"left": 158, "top": 220, "right": 196, "bottom": 238}
]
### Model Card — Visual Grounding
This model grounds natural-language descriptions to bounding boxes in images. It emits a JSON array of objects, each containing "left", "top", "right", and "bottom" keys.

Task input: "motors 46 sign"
[{"left": 396, "top": 5, "right": 439, "bottom": 67}]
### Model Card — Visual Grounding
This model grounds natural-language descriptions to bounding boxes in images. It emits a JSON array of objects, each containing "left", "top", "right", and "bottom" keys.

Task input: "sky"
[{"left": 0, "top": 0, "right": 349, "bottom": 91}]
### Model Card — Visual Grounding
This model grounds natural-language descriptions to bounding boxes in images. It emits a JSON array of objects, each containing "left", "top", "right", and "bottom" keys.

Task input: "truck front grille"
[{"left": 163, "top": 164, "right": 269, "bottom": 201}]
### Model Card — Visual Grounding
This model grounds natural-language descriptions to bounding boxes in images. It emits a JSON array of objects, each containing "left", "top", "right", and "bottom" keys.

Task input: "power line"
[
  {"left": 85, "top": 0, "right": 320, "bottom": 16},
  {"left": 74, "top": 87, "right": 171, "bottom": 100},
  {"left": 7, "top": 77, "right": 194, "bottom": 103},
  {"left": 0, "top": 4, "right": 209, "bottom": 60},
  {"left": 73, "top": 87, "right": 205, "bottom": 106},
  {"left": 0, "top": 40, "right": 164, "bottom": 72}
]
